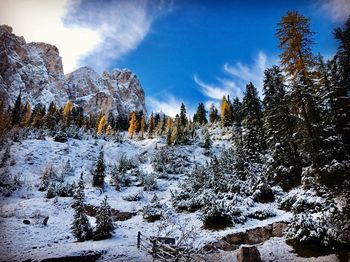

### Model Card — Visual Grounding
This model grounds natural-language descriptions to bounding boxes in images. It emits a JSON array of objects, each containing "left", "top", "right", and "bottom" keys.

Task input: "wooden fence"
[{"left": 137, "top": 231, "right": 199, "bottom": 261}]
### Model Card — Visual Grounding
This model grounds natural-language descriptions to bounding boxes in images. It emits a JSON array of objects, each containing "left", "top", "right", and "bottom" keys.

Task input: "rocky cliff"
[{"left": 0, "top": 25, "right": 147, "bottom": 116}]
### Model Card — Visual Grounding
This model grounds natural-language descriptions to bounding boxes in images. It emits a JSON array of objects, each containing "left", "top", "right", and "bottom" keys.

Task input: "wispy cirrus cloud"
[
  {"left": 195, "top": 51, "right": 275, "bottom": 103},
  {"left": 320, "top": 0, "right": 350, "bottom": 22},
  {"left": 66, "top": 0, "right": 173, "bottom": 72},
  {"left": 0, "top": 0, "right": 172, "bottom": 73}
]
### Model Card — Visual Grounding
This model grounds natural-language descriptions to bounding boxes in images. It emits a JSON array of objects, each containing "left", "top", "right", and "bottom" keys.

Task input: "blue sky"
[
  {"left": 1, "top": 0, "right": 349, "bottom": 116},
  {"left": 107, "top": 0, "right": 348, "bottom": 116}
]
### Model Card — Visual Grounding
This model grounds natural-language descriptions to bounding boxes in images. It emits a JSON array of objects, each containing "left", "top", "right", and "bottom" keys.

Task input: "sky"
[{"left": 0, "top": 0, "right": 349, "bottom": 117}]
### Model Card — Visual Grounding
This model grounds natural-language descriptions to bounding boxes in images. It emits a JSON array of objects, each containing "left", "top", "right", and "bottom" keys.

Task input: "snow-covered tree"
[
  {"left": 241, "top": 82, "right": 265, "bottom": 161},
  {"left": 94, "top": 196, "right": 114, "bottom": 240},
  {"left": 92, "top": 150, "right": 106, "bottom": 188},
  {"left": 71, "top": 173, "right": 92, "bottom": 241}
]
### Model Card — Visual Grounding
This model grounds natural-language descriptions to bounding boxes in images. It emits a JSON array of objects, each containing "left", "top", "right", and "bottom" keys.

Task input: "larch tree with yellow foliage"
[
  {"left": 220, "top": 96, "right": 232, "bottom": 127},
  {"left": 140, "top": 114, "right": 145, "bottom": 139},
  {"left": 97, "top": 116, "right": 107, "bottom": 135},
  {"left": 128, "top": 112, "right": 137, "bottom": 138},
  {"left": 63, "top": 100, "right": 73, "bottom": 122}
]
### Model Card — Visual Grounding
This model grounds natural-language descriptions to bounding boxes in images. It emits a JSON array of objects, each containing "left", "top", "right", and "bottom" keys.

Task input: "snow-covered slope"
[{"left": 0, "top": 25, "right": 146, "bottom": 116}]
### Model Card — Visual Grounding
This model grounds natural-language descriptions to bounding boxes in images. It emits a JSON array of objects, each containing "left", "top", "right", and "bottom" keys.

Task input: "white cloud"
[
  {"left": 195, "top": 51, "right": 275, "bottom": 102},
  {"left": 147, "top": 95, "right": 194, "bottom": 118},
  {"left": 0, "top": 0, "right": 171, "bottom": 73},
  {"left": 0, "top": 0, "right": 100, "bottom": 74},
  {"left": 320, "top": 0, "right": 350, "bottom": 22}
]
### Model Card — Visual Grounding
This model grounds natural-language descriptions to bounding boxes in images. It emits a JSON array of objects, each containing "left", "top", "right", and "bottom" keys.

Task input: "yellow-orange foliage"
[
  {"left": 140, "top": 115, "right": 145, "bottom": 138},
  {"left": 128, "top": 112, "right": 137, "bottom": 138},
  {"left": 63, "top": 100, "right": 73, "bottom": 120},
  {"left": 97, "top": 116, "right": 107, "bottom": 135}
]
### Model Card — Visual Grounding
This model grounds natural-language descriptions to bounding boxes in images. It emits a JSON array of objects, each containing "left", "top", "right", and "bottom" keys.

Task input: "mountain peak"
[{"left": 0, "top": 26, "right": 146, "bottom": 117}]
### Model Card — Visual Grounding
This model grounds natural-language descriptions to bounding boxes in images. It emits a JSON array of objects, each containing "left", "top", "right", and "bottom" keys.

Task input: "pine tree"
[
  {"left": 128, "top": 112, "right": 137, "bottom": 139},
  {"left": 333, "top": 17, "right": 350, "bottom": 153},
  {"left": 148, "top": 113, "right": 155, "bottom": 138},
  {"left": 11, "top": 91, "right": 22, "bottom": 126},
  {"left": 232, "top": 97, "right": 242, "bottom": 124},
  {"left": 30, "top": 103, "right": 46, "bottom": 128},
  {"left": 194, "top": 102, "right": 207, "bottom": 125},
  {"left": 94, "top": 196, "right": 114, "bottom": 240},
  {"left": 241, "top": 82, "right": 265, "bottom": 161},
  {"left": 263, "top": 66, "right": 301, "bottom": 188},
  {"left": 92, "top": 150, "right": 106, "bottom": 187},
  {"left": 209, "top": 104, "right": 219, "bottom": 124},
  {"left": 43, "top": 102, "right": 59, "bottom": 130},
  {"left": 97, "top": 115, "right": 107, "bottom": 135},
  {"left": 71, "top": 173, "right": 93, "bottom": 241},
  {"left": 140, "top": 114, "right": 145, "bottom": 139},
  {"left": 180, "top": 103, "right": 187, "bottom": 127}
]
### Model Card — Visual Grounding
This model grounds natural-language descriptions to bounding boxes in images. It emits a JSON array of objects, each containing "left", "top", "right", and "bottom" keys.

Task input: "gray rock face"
[{"left": 0, "top": 25, "right": 146, "bottom": 116}]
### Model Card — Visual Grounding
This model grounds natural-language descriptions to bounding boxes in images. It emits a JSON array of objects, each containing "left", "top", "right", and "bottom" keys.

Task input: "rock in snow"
[{"left": 0, "top": 25, "right": 147, "bottom": 116}]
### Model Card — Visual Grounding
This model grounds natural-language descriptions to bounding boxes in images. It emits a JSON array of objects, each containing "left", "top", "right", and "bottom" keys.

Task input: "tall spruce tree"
[
  {"left": 71, "top": 173, "right": 93, "bottom": 241},
  {"left": 180, "top": 103, "right": 187, "bottom": 127},
  {"left": 241, "top": 82, "right": 265, "bottom": 161},
  {"left": 94, "top": 196, "right": 114, "bottom": 240},
  {"left": 194, "top": 102, "right": 207, "bottom": 125},
  {"left": 209, "top": 104, "right": 219, "bottom": 124},
  {"left": 11, "top": 91, "right": 22, "bottom": 126},
  {"left": 333, "top": 17, "right": 350, "bottom": 154},
  {"left": 92, "top": 150, "right": 106, "bottom": 187},
  {"left": 263, "top": 66, "right": 301, "bottom": 188}
]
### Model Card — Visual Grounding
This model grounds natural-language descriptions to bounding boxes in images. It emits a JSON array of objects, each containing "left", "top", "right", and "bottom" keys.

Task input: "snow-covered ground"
[{"left": 0, "top": 131, "right": 341, "bottom": 261}]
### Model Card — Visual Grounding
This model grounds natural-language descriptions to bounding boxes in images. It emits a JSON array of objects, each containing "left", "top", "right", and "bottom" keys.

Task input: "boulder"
[
  {"left": 23, "top": 219, "right": 31, "bottom": 225},
  {"left": 237, "top": 246, "right": 261, "bottom": 262}
]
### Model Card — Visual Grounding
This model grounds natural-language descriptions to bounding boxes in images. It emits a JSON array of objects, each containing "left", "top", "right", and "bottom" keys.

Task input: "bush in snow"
[
  {"left": 122, "top": 190, "right": 143, "bottom": 202},
  {"left": 247, "top": 208, "right": 276, "bottom": 220},
  {"left": 0, "top": 166, "right": 22, "bottom": 197},
  {"left": 141, "top": 172, "right": 158, "bottom": 191},
  {"left": 38, "top": 164, "right": 56, "bottom": 191},
  {"left": 94, "top": 196, "right": 114, "bottom": 240},
  {"left": 252, "top": 182, "right": 275, "bottom": 203},
  {"left": 152, "top": 147, "right": 190, "bottom": 175},
  {"left": 142, "top": 201, "right": 171, "bottom": 222},
  {"left": 109, "top": 164, "right": 131, "bottom": 190},
  {"left": 46, "top": 182, "right": 76, "bottom": 198},
  {"left": 286, "top": 212, "right": 332, "bottom": 246},
  {"left": 118, "top": 155, "right": 136, "bottom": 172}
]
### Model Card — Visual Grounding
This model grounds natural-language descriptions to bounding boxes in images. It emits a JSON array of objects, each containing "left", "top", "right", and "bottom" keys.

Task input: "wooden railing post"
[{"left": 137, "top": 231, "right": 141, "bottom": 249}]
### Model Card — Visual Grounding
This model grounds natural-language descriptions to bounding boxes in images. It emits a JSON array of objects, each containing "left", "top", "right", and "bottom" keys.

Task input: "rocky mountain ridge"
[{"left": 0, "top": 25, "right": 146, "bottom": 116}]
